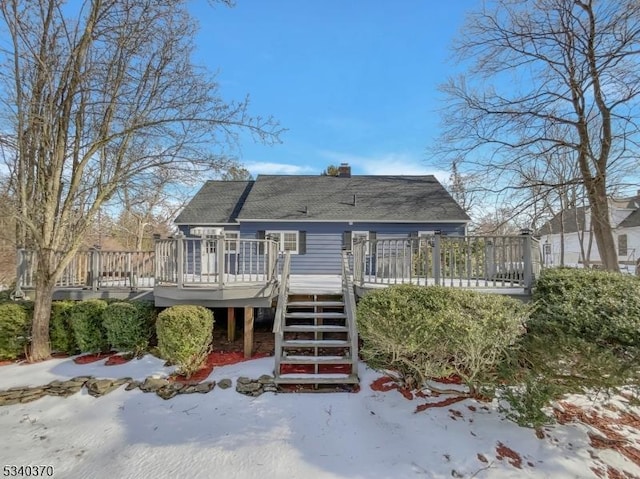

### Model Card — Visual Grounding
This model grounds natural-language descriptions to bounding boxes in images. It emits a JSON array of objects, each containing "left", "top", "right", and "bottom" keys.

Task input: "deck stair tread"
[
  {"left": 287, "top": 301, "right": 345, "bottom": 307},
  {"left": 283, "top": 339, "right": 350, "bottom": 347},
  {"left": 281, "top": 356, "right": 350, "bottom": 365},
  {"left": 275, "top": 374, "right": 359, "bottom": 385},
  {"left": 283, "top": 325, "right": 348, "bottom": 333},
  {"left": 285, "top": 312, "right": 346, "bottom": 319}
]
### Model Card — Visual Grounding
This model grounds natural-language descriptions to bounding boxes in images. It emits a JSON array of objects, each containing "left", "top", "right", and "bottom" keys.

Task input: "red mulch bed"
[
  {"left": 371, "top": 375, "right": 476, "bottom": 413},
  {"left": 73, "top": 352, "right": 118, "bottom": 364},
  {"left": 370, "top": 376, "right": 414, "bottom": 400},
  {"left": 104, "top": 354, "right": 133, "bottom": 366},
  {"left": 555, "top": 401, "right": 640, "bottom": 470},
  {"left": 170, "top": 350, "right": 270, "bottom": 384},
  {"left": 415, "top": 396, "right": 467, "bottom": 413},
  {"left": 495, "top": 442, "right": 523, "bottom": 469},
  {"left": 433, "top": 374, "right": 464, "bottom": 385}
]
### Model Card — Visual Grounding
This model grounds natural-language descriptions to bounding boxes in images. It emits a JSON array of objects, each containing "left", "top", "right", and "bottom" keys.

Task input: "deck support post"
[
  {"left": 244, "top": 307, "right": 254, "bottom": 359},
  {"left": 521, "top": 228, "right": 534, "bottom": 294},
  {"left": 217, "top": 235, "right": 225, "bottom": 288},
  {"left": 227, "top": 307, "right": 236, "bottom": 342},
  {"left": 176, "top": 233, "right": 184, "bottom": 289},
  {"left": 433, "top": 232, "right": 442, "bottom": 286},
  {"left": 90, "top": 247, "right": 100, "bottom": 291}
]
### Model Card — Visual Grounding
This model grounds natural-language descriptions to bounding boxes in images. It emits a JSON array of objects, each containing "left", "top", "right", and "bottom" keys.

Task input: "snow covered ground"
[{"left": 0, "top": 356, "right": 639, "bottom": 479}]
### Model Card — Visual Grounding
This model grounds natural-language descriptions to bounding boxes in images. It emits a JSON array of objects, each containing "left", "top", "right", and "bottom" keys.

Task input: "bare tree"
[
  {"left": 447, "top": 160, "right": 476, "bottom": 215},
  {"left": 220, "top": 165, "right": 253, "bottom": 181},
  {"left": 439, "top": 0, "right": 640, "bottom": 271},
  {"left": 0, "top": 0, "right": 282, "bottom": 361}
]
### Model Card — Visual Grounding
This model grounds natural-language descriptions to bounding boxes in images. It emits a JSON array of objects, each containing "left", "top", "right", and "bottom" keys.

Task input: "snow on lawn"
[{"left": 0, "top": 356, "right": 639, "bottom": 479}]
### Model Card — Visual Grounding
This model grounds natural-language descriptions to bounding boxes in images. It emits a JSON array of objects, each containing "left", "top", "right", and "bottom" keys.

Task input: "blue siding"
[{"left": 240, "top": 221, "right": 466, "bottom": 275}]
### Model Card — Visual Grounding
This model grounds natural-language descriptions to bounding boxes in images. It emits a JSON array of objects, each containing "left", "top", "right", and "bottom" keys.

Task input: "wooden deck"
[{"left": 15, "top": 233, "right": 540, "bottom": 305}]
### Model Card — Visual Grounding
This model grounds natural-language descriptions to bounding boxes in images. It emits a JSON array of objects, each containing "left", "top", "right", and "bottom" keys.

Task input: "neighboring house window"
[
  {"left": 267, "top": 231, "right": 300, "bottom": 254},
  {"left": 352, "top": 231, "right": 370, "bottom": 254},
  {"left": 224, "top": 231, "right": 239, "bottom": 252},
  {"left": 618, "top": 234, "right": 628, "bottom": 256}
]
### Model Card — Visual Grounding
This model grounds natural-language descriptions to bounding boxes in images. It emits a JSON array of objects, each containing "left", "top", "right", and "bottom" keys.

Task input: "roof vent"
[{"left": 338, "top": 163, "right": 351, "bottom": 178}]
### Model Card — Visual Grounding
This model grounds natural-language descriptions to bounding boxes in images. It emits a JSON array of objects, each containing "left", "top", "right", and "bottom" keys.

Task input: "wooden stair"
[{"left": 274, "top": 293, "right": 359, "bottom": 386}]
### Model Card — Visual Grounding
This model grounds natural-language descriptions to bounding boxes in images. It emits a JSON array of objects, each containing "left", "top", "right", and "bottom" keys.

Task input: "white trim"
[
  {"left": 190, "top": 227, "right": 224, "bottom": 236},
  {"left": 418, "top": 230, "right": 436, "bottom": 236},
  {"left": 239, "top": 219, "right": 471, "bottom": 224},
  {"left": 266, "top": 230, "right": 300, "bottom": 254},
  {"left": 176, "top": 222, "right": 239, "bottom": 226}
]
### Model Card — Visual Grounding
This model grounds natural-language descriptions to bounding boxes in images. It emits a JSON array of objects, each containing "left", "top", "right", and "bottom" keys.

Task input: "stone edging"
[{"left": 0, "top": 374, "right": 277, "bottom": 405}]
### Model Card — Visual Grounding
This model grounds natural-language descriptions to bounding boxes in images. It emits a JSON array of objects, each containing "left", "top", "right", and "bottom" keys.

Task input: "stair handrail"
[
  {"left": 342, "top": 251, "right": 359, "bottom": 378},
  {"left": 273, "top": 251, "right": 291, "bottom": 334}
]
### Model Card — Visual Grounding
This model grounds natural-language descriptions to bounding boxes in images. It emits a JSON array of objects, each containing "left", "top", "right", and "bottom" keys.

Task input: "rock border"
[{"left": 0, "top": 375, "right": 277, "bottom": 405}]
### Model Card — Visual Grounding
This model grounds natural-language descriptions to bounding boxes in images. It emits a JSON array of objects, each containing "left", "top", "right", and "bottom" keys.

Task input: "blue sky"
[{"left": 190, "top": 1, "right": 477, "bottom": 180}]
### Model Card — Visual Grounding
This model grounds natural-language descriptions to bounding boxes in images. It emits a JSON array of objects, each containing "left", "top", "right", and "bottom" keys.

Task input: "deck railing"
[
  {"left": 17, "top": 249, "right": 155, "bottom": 290},
  {"left": 154, "top": 235, "right": 280, "bottom": 287},
  {"left": 353, "top": 232, "right": 541, "bottom": 292},
  {"left": 273, "top": 251, "right": 292, "bottom": 373},
  {"left": 342, "top": 251, "right": 359, "bottom": 378}
]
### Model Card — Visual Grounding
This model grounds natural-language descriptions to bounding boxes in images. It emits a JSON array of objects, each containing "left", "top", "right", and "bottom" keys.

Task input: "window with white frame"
[
  {"left": 267, "top": 231, "right": 299, "bottom": 254},
  {"left": 224, "top": 231, "right": 239, "bottom": 252},
  {"left": 352, "top": 231, "right": 370, "bottom": 254},
  {"left": 203, "top": 235, "right": 217, "bottom": 253}
]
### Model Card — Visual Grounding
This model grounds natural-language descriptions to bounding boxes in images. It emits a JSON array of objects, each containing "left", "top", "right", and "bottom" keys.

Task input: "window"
[
  {"left": 224, "top": 231, "right": 239, "bottom": 252},
  {"left": 352, "top": 231, "right": 370, "bottom": 254},
  {"left": 618, "top": 234, "right": 628, "bottom": 256},
  {"left": 204, "top": 235, "right": 217, "bottom": 253},
  {"left": 267, "top": 231, "right": 300, "bottom": 254}
]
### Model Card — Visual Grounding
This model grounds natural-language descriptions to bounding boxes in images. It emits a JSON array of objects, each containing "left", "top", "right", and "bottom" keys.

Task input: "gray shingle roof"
[
  {"left": 537, "top": 207, "right": 588, "bottom": 236},
  {"left": 238, "top": 175, "right": 470, "bottom": 222},
  {"left": 176, "top": 175, "right": 470, "bottom": 224},
  {"left": 174, "top": 180, "right": 254, "bottom": 224},
  {"left": 619, "top": 209, "right": 640, "bottom": 228}
]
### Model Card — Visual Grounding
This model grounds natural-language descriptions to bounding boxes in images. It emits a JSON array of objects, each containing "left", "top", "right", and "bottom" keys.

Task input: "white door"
[{"left": 201, "top": 237, "right": 217, "bottom": 277}]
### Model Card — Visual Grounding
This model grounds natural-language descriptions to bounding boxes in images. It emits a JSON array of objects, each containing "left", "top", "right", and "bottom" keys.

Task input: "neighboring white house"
[{"left": 537, "top": 193, "right": 640, "bottom": 274}]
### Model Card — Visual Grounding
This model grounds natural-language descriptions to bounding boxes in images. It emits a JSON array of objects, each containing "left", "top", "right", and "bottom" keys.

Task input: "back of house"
[{"left": 174, "top": 164, "right": 470, "bottom": 275}]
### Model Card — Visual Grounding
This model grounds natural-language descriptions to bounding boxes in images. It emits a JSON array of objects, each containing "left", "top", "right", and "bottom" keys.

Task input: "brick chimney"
[{"left": 338, "top": 163, "right": 351, "bottom": 178}]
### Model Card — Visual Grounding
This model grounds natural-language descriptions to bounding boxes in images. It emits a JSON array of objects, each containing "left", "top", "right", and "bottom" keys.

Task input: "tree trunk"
[
  {"left": 29, "top": 273, "right": 55, "bottom": 361},
  {"left": 587, "top": 179, "right": 618, "bottom": 271}
]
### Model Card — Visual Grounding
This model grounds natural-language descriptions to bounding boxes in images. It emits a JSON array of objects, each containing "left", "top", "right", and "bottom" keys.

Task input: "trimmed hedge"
[
  {"left": 69, "top": 299, "right": 109, "bottom": 353},
  {"left": 357, "top": 285, "right": 528, "bottom": 393},
  {"left": 156, "top": 305, "right": 214, "bottom": 376},
  {"left": 50, "top": 301, "right": 78, "bottom": 354},
  {"left": 102, "top": 301, "right": 156, "bottom": 354},
  {"left": 530, "top": 268, "right": 640, "bottom": 347},
  {"left": 0, "top": 302, "right": 31, "bottom": 360}
]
